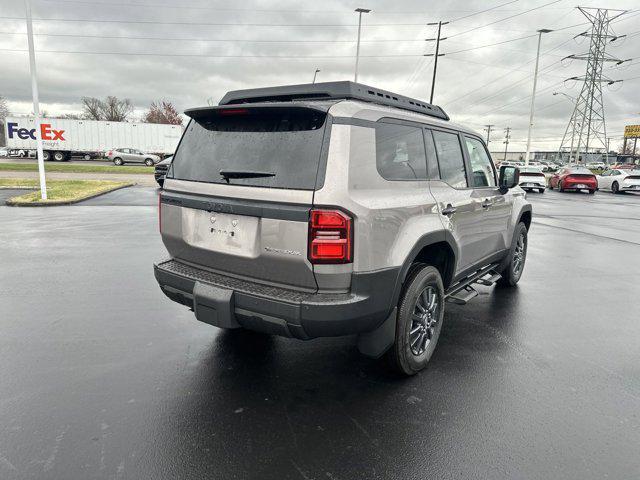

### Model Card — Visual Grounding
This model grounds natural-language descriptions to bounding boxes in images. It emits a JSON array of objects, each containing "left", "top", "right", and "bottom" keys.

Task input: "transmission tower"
[{"left": 557, "top": 7, "right": 627, "bottom": 164}]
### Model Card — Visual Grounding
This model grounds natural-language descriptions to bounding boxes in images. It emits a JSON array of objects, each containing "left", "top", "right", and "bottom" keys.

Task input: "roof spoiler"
[{"left": 216, "top": 81, "right": 449, "bottom": 121}]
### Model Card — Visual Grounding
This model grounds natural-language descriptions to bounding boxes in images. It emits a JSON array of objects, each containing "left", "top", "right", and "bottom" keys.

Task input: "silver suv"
[{"left": 154, "top": 82, "right": 530, "bottom": 375}]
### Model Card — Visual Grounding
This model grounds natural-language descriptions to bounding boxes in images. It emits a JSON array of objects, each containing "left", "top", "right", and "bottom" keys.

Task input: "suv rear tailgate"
[{"left": 160, "top": 105, "right": 330, "bottom": 291}]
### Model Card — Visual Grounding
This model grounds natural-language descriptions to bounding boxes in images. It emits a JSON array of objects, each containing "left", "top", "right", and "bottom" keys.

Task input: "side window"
[
  {"left": 375, "top": 123, "right": 427, "bottom": 181},
  {"left": 464, "top": 136, "right": 497, "bottom": 187},
  {"left": 432, "top": 130, "right": 468, "bottom": 188}
]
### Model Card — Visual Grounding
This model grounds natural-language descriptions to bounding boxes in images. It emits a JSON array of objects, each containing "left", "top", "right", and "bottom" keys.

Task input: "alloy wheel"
[
  {"left": 409, "top": 286, "right": 440, "bottom": 356},
  {"left": 513, "top": 232, "right": 526, "bottom": 277}
]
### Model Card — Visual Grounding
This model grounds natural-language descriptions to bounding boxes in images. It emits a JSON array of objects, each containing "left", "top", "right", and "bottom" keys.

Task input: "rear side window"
[
  {"left": 432, "top": 130, "right": 468, "bottom": 188},
  {"left": 375, "top": 123, "right": 427, "bottom": 180},
  {"left": 464, "top": 137, "right": 496, "bottom": 187},
  {"left": 171, "top": 107, "right": 327, "bottom": 190}
]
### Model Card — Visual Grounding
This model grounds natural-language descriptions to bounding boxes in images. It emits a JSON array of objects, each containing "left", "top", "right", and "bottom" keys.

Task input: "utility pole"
[
  {"left": 25, "top": 0, "right": 47, "bottom": 200},
  {"left": 524, "top": 29, "right": 553, "bottom": 166},
  {"left": 425, "top": 21, "right": 448, "bottom": 104},
  {"left": 558, "top": 7, "right": 627, "bottom": 165},
  {"left": 354, "top": 8, "right": 371, "bottom": 83},
  {"left": 484, "top": 124, "right": 494, "bottom": 145},
  {"left": 503, "top": 127, "right": 511, "bottom": 162},
  {"left": 312, "top": 68, "right": 320, "bottom": 84}
]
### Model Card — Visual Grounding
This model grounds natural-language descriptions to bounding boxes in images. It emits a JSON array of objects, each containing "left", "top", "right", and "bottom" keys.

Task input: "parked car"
[
  {"left": 105, "top": 148, "right": 160, "bottom": 166},
  {"left": 518, "top": 166, "right": 546, "bottom": 193},
  {"left": 154, "top": 156, "right": 172, "bottom": 187},
  {"left": 154, "top": 81, "right": 531, "bottom": 376},
  {"left": 0, "top": 147, "right": 8, "bottom": 157},
  {"left": 596, "top": 168, "right": 640, "bottom": 194},
  {"left": 548, "top": 167, "right": 597, "bottom": 194}
]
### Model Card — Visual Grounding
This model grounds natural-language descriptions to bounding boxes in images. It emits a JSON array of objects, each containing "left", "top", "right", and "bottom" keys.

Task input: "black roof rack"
[{"left": 218, "top": 81, "right": 449, "bottom": 121}]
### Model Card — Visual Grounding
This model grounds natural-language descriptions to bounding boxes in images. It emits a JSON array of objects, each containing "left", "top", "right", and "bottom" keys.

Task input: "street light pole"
[
  {"left": 312, "top": 68, "right": 320, "bottom": 84},
  {"left": 354, "top": 8, "right": 371, "bottom": 83},
  {"left": 524, "top": 29, "right": 552, "bottom": 167},
  {"left": 25, "top": 0, "right": 47, "bottom": 200}
]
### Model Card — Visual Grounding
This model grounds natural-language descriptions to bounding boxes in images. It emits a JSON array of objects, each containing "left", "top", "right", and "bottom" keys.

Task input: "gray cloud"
[{"left": 1, "top": 0, "right": 638, "bottom": 151}]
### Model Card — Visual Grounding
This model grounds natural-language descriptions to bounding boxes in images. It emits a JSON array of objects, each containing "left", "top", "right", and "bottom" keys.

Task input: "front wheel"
[
  {"left": 538, "top": 188, "right": 545, "bottom": 194},
  {"left": 144, "top": 158, "right": 154, "bottom": 167},
  {"left": 588, "top": 189, "right": 595, "bottom": 195},
  {"left": 497, "top": 222, "right": 528, "bottom": 287},
  {"left": 387, "top": 264, "right": 444, "bottom": 376},
  {"left": 612, "top": 182, "right": 620, "bottom": 194}
]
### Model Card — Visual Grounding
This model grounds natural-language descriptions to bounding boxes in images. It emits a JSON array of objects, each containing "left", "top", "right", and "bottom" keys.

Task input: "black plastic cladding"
[{"left": 217, "top": 81, "right": 449, "bottom": 121}]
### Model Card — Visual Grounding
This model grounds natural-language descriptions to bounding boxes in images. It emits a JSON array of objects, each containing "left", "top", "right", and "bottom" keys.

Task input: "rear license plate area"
[{"left": 183, "top": 210, "right": 260, "bottom": 257}]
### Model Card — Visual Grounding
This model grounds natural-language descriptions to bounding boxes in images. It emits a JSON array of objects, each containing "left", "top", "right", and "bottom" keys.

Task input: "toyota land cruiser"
[{"left": 154, "top": 82, "right": 531, "bottom": 375}]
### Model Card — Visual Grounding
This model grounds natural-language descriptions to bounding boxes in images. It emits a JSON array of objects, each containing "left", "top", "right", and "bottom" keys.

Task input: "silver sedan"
[{"left": 106, "top": 148, "right": 160, "bottom": 166}]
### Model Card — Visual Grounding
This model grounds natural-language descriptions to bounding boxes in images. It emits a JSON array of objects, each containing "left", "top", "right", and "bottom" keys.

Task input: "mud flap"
[
  {"left": 193, "top": 281, "right": 240, "bottom": 329},
  {"left": 356, "top": 307, "right": 397, "bottom": 359}
]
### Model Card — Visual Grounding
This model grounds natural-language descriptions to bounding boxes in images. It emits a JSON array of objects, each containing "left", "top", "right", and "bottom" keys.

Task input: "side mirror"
[{"left": 499, "top": 165, "right": 520, "bottom": 194}]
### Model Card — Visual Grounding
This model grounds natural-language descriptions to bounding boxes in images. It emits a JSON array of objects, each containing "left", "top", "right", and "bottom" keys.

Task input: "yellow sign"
[{"left": 624, "top": 125, "right": 640, "bottom": 138}]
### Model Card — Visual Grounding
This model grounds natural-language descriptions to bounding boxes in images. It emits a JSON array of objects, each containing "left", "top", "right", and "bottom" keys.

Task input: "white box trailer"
[{"left": 4, "top": 116, "right": 183, "bottom": 161}]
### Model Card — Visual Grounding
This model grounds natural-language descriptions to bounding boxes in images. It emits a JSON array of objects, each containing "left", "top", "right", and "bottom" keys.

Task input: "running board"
[{"left": 445, "top": 264, "right": 502, "bottom": 305}]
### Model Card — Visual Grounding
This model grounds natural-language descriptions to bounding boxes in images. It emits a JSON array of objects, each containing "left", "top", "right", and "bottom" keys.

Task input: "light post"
[
  {"left": 354, "top": 8, "right": 371, "bottom": 82},
  {"left": 25, "top": 0, "right": 47, "bottom": 199},
  {"left": 524, "top": 28, "right": 553, "bottom": 167},
  {"left": 312, "top": 68, "right": 320, "bottom": 84}
]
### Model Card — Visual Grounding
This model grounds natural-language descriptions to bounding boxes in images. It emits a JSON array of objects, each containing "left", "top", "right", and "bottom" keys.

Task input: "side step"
[{"left": 445, "top": 264, "right": 502, "bottom": 305}]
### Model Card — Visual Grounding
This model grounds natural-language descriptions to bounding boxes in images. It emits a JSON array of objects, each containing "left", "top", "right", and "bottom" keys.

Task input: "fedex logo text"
[{"left": 7, "top": 122, "right": 65, "bottom": 141}]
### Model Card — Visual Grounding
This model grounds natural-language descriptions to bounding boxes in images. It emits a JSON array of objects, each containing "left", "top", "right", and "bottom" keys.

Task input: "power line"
[
  {"left": 445, "top": 34, "right": 537, "bottom": 55},
  {"left": 0, "top": 16, "right": 437, "bottom": 27},
  {"left": 0, "top": 31, "right": 428, "bottom": 43},
  {"left": 450, "top": 0, "right": 523, "bottom": 23},
  {"left": 448, "top": 0, "right": 565, "bottom": 39},
  {"left": 0, "top": 47, "right": 425, "bottom": 58}
]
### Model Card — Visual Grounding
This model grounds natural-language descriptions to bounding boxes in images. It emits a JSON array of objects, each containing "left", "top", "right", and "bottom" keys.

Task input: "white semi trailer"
[{"left": 4, "top": 116, "right": 183, "bottom": 161}]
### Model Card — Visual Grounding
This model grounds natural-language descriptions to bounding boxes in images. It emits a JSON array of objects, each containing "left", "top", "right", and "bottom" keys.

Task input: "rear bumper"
[{"left": 154, "top": 259, "right": 398, "bottom": 339}]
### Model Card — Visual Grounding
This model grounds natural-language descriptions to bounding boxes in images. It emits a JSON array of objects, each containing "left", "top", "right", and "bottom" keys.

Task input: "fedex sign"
[{"left": 7, "top": 122, "right": 65, "bottom": 141}]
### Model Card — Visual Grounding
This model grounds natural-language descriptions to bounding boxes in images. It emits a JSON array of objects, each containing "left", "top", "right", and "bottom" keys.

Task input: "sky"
[{"left": 0, "top": 0, "right": 639, "bottom": 152}]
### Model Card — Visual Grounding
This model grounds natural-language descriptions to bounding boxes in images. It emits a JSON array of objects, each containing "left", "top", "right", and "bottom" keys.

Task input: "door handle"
[
  {"left": 481, "top": 199, "right": 492, "bottom": 209},
  {"left": 441, "top": 204, "right": 457, "bottom": 216}
]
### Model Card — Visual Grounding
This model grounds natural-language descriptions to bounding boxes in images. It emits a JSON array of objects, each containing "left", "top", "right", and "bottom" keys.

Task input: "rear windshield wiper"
[{"left": 219, "top": 169, "right": 276, "bottom": 183}]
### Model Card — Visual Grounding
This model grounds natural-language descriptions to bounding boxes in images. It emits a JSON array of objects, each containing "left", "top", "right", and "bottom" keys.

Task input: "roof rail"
[{"left": 218, "top": 81, "right": 449, "bottom": 121}]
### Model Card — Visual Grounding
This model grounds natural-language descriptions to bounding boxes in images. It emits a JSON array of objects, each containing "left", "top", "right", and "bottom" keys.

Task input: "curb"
[{"left": 5, "top": 183, "right": 135, "bottom": 207}]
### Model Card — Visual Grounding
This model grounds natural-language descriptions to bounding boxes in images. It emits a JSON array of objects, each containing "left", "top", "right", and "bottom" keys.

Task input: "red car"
[{"left": 548, "top": 167, "right": 597, "bottom": 194}]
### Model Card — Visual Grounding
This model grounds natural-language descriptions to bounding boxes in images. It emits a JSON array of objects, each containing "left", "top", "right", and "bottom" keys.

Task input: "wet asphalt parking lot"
[{"left": 1, "top": 187, "right": 639, "bottom": 480}]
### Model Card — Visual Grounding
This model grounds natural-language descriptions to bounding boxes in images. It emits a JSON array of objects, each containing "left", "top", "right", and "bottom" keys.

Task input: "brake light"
[
  {"left": 308, "top": 209, "right": 353, "bottom": 264},
  {"left": 107, "top": 150, "right": 112, "bottom": 156},
  {"left": 219, "top": 108, "right": 249, "bottom": 116}
]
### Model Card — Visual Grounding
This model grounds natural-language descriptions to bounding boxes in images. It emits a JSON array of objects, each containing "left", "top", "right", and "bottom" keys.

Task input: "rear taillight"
[
  {"left": 308, "top": 209, "right": 353, "bottom": 264},
  {"left": 107, "top": 150, "right": 112, "bottom": 156},
  {"left": 158, "top": 193, "right": 162, "bottom": 233}
]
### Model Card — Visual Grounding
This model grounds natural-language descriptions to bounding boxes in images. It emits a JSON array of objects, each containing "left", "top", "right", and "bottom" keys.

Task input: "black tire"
[
  {"left": 83, "top": 154, "right": 91, "bottom": 161},
  {"left": 53, "top": 151, "right": 65, "bottom": 162},
  {"left": 588, "top": 189, "right": 595, "bottom": 195},
  {"left": 539, "top": 188, "right": 545, "bottom": 194},
  {"left": 144, "top": 158, "right": 154, "bottom": 167},
  {"left": 113, "top": 157, "right": 123, "bottom": 166},
  {"left": 387, "top": 264, "right": 445, "bottom": 376},
  {"left": 497, "top": 222, "right": 528, "bottom": 287},
  {"left": 612, "top": 182, "right": 620, "bottom": 194},
  {"left": 558, "top": 181, "right": 564, "bottom": 192},
  {"left": 42, "top": 151, "right": 51, "bottom": 161}
]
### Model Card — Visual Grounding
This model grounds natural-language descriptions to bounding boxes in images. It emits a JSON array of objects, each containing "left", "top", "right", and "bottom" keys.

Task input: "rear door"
[
  {"left": 427, "top": 129, "right": 488, "bottom": 273},
  {"left": 160, "top": 106, "right": 329, "bottom": 290}
]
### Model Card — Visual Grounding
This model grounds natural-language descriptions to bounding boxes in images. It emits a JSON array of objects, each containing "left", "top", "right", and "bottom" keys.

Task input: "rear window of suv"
[{"left": 171, "top": 107, "right": 327, "bottom": 190}]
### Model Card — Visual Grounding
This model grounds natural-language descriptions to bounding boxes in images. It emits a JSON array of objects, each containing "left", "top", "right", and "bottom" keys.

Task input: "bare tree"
[
  {"left": 81, "top": 96, "right": 103, "bottom": 120},
  {"left": 81, "top": 96, "right": 134, "bottom": 122},
  {"left": 59, "top": 113, "right": 83, "bottom": 120},
  {"left": 143, "top": 100, "right": 183, "bottom": 125},
  {"left": 102, "top": 96, "right": 133, "bottom": 122}
]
